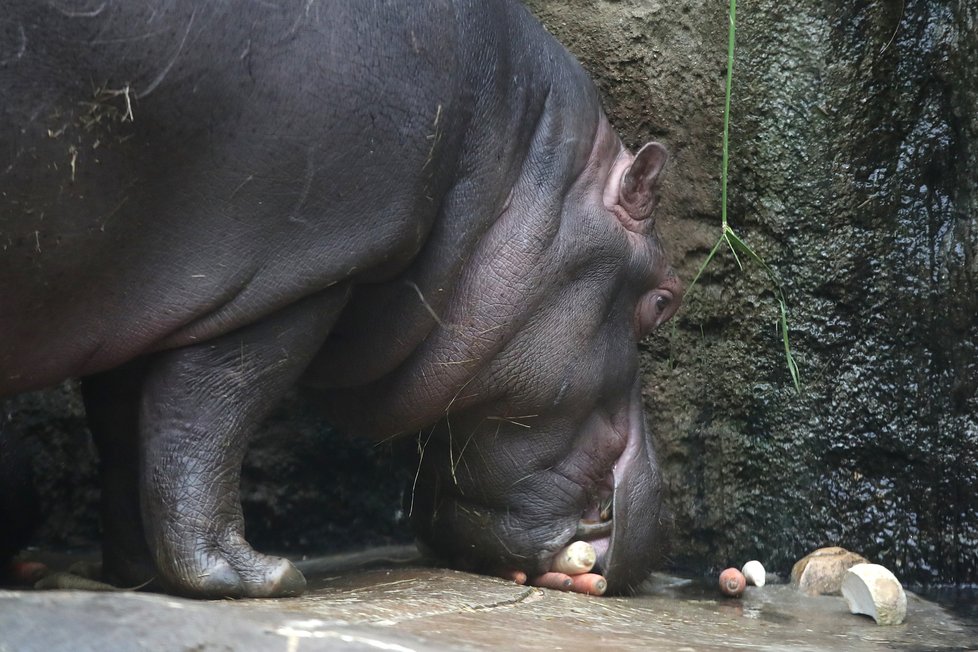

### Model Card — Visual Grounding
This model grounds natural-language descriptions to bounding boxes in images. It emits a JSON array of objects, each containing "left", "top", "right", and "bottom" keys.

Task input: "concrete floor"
[{"left": 1, "top": 547, "right": 975, "bottom": 651}]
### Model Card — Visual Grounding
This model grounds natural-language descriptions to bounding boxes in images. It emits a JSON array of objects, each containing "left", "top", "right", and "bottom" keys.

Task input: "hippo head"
[{"left": 315, "top": 113, "right": 681, "bottom": 594}]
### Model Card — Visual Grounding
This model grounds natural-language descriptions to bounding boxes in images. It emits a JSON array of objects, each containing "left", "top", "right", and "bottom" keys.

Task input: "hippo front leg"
[{"left": 138, "top": 287, "right": 348, "bottom": 598}]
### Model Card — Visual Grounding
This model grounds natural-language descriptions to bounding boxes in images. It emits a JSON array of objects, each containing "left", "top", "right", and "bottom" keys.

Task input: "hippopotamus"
[{"left": 0, "top": 0, "right": 682, "bottom": 598}]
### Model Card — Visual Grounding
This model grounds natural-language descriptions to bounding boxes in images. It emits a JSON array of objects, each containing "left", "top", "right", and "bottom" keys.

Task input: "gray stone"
[{"left": 1, "top": 551, "right": 975, "bottom": 651}]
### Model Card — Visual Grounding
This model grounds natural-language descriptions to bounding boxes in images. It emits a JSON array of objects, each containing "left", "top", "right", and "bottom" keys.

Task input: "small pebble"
[{"left": 719, "top": 567, "right": 746, "bottom": 597}]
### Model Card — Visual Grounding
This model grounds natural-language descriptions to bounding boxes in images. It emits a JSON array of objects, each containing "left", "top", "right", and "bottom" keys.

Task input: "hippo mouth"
[
  {"left": 569, "top": 469, "right": 618, "bottom": 581},
  {"left": 561, "top": 379, "right": 664, "bottom": 592},
  {"left": 407, "top": 380, "right": 662, "bottom": 594},
  {"left": 574, "top": 478, "right": 614, "bottom": 561}
]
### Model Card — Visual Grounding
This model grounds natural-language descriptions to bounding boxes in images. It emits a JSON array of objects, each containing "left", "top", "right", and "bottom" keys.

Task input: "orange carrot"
[
  {"left": 719, "top": 567, "right": 746, "bottom": 597},
  {"left": 529, "top": 571, "right": 573, "bottom": 591},
  {"left": 568, "top": 573, "right": 607, "bottom": 596},
  {"left": 497, "top": 568, "right": 528, "bottom": 585},
  {"left": 7, "top": 560, "right": 48, "bottom": 585}
]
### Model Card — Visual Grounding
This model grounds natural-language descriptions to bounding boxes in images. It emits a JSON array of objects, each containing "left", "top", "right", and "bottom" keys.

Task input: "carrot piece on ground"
[
  {"left": 567, "top": 573, "right": 607, "bottom": 596},
  {"left": 529, "top": 571, "right": 574, "bottom": 591},
  {"left": 497, "top": 569, "right": 528, "bottom": 585},
  {"left": 7, "top": 560, "right": 48, "bottom": 585}
]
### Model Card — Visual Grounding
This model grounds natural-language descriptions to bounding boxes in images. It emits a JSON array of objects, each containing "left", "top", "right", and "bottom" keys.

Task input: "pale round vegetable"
[
  {"left": 841, "top": 563, "right": 907, "bottom": 625},
  {"left": 550, "top": 540, "right": 597, "bottom": 575},
  {"left": 741, "top": 560, "right": 766, "bottom": 587}
]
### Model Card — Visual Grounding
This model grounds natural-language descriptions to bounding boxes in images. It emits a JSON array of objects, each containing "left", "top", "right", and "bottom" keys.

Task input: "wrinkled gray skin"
[{"left": 0, "top": 0, "right": 681, "bottom": 597}]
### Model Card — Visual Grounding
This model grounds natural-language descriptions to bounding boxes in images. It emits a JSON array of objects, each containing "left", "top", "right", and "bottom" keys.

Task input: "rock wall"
[{"left": 525, "top": 0, "right": 978, "bottom": 587}]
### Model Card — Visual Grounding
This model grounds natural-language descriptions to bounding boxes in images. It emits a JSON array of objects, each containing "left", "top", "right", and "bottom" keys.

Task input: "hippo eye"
[
  {"left": 636, "top": 290, "right": 676, "bottom": 338},
  {"left": 649, "top": 292, "right": 674, "bottom": 325}
]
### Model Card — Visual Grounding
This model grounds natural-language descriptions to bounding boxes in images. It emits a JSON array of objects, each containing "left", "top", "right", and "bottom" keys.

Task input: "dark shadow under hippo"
[{"left": 0, "top": 0, "right": 682, "bottom": 597}]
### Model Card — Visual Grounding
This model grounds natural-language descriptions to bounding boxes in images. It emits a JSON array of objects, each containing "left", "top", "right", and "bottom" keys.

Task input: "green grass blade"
[
  {"left": 687, "top": 235, "right": 728, "bottom": 291},
  {"left": 778, "top": 294, "right": 801, "bottom": 390},
  {"left": 721, "top": 0, "right": 736, "bottom": 229},
  {"left": 684, "top": 0, "right": 802, "bottom": 392},
  {"left": 723, "top": 230, "right": 745, "bottom": 271},
  {"left": 724, "top": 226, "right": 763, "bottom": 268}
]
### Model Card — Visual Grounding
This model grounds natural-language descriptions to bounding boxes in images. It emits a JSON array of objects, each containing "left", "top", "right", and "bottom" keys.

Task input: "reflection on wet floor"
[{"left": 3, "top": 547, "right": 978, "bottom": 651}]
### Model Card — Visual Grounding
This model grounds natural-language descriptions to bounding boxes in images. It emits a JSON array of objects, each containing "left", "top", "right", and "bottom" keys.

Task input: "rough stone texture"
[
  {"left": 791, "top": 546, "right": 869, "bottom": 596},
  {"left": 1, "top": 386, "right": 413, "bottom": 556},
  {"left": 1, "top": 551, "right": 975, "bottom": 651},
  {"left": 0, "top": 385, "right": 99, "bottom": 550},
  {"left": 236, "top": 388, "right": 413, "bottom": 554},
  {"left": 524, "top": 0, "right": 978, "bottom": 588}
]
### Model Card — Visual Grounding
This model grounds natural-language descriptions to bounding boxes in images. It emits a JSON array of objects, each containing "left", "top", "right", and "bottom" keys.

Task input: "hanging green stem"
[
  {"left": 685, "top": 0, "right": 800, "bottom": 392},
  {"left": 721, "top": 0, "right": 736, "bottom": 230}
]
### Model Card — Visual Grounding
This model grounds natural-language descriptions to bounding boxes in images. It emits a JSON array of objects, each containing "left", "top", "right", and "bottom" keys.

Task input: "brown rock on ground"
[{"left": 791, "top": 546, "right": 869, "bottom": 596}]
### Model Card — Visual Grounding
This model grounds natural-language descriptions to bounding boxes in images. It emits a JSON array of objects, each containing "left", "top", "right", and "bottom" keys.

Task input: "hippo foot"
[{"left": 157, "top": 534, "right": 306, "bottom": 599}]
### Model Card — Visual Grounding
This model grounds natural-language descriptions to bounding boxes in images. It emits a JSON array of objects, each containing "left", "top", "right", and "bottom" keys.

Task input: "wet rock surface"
[
  {"left": 526, "top": 0, "right": 978, "bottom": 588},
  {"left": 2, "top": 548, "right": 975, "bottom": 652}
]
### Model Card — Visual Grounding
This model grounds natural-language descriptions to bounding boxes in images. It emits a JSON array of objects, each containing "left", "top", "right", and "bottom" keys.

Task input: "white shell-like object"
[
  {"left": 841, "top": 563, "right": 907, "bottom": 625},
  {"left": 741, "top": 560, "right": 766, "bottom": 587},
  {"left": 550, "top": 541, "right": 597, "bottom": 575}
]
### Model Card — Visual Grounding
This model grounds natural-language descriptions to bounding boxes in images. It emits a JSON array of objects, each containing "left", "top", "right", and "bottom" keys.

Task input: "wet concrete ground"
[{"left": 1, "top": 547, "right": 976, "bottom": 651}]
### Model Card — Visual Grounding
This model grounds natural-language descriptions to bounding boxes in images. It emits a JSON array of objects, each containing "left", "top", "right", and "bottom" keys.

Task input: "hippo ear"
[{"left": 619, "top": 142, "right": 668, "bottom": 221}]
